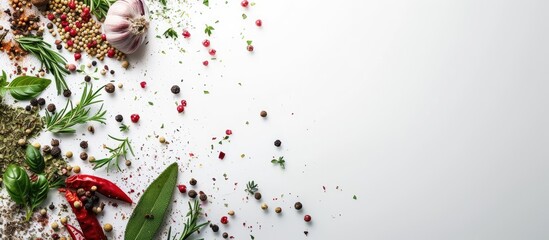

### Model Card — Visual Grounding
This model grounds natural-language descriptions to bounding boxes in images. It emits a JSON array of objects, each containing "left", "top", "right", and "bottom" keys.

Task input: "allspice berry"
[
  {"left": 260, "top": 110, "right": 267, "bottom": 117},
  {"left": 189, "top": 178, "right": 197, "bottom": 186},
  {"left": 254, "top": 192, "right": 262, "bottom": 200},
  {"left": 51, "top": 147, "right": 61, "bottom": 157},
  {"left": 80, "top": 152, "right": 88, "bottom": 161},
  {"left": 188, "top": 190, "right": 198, "bottom": 198},
  {"left": 105, "top": 83, "right": 115, "bottom": 93},
  {"left": 294, "top": 202, "right": 303, "bottom": 210},
  {"left": 63, "top": 89, "right": 72, "bottom": 97},
  {"left": 80, "top": 141, "right": 88, "bottom": 149},
  {"left": 199, "top": 193, "right": 208, "bottom": 202},
  {"left": 51, "top": 139, "right": 60, "bottom": 146},
  {"left": 47, "top": 103, "right": 56, "bottom": 112},
  {"left": 275, "top": 207, "right": 282, "bottom": 213}
]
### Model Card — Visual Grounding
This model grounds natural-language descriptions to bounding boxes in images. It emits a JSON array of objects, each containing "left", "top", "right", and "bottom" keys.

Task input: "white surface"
[{"left": 1, "top": 0, "right": 549, "bottom": 239}]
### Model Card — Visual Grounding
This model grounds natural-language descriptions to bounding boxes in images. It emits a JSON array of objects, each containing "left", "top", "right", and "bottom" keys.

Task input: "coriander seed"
[
  {"left": 66, "top": 151, "right": 73, "bottom": 158},
  {"left": 104, "top": 223, "right": 113, "bottom": 232},
  {"left": 275, "top": 207, "right": 282, "bottom": 213}
]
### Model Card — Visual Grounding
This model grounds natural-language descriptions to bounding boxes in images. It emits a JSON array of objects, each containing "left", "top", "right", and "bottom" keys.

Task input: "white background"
[{"left": 1, "top": 0, "right": 549, "bottom": 239}]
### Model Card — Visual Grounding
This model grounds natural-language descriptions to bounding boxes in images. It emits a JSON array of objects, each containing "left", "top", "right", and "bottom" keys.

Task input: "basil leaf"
[
  {"left": 125, "top": 163, "right": 178, "bottom": 240},
  {"left": 0, "top": 70, "right": 7, "bottom": 97},
  {"left": 6, "top": 76, "right": 51, "bottom": 100},
  {"left": 25, "top": 145, "right": 45, "bottom": 174},
  {"left": 2, "top": 165, "right": 31, "bottom": 205},
  {"left": 30, "top": 174, "right": 49, "bottom": 210}
]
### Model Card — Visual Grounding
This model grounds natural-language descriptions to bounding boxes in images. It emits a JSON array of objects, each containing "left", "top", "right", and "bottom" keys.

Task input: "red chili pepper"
[
  {"left": 66, "top": 174, "right": 133, "bottom": 204},
  {"left": 65, "top": 223, "right": 86, "bottom": 240},
  {"left": 63, "top": 189, "right": 107, "bottom": 240}
]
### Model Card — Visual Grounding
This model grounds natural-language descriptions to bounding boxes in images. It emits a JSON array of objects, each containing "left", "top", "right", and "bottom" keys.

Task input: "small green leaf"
[
  {"left": 242, "top": 13, "right": 247, "bottom": 19},
  {"left": 247, "top": 40, "right": 253, "bottom": 45},
  {"left": 7, "top": 76, "right": 51, "bottom": 100},
  {"left": 3, "top": 165, "right": 31, "bottom": 205},
  {"left": 353, "top": 195, "right": 357, "bottom": 200},
  {"left": 203, "top": 90, "right": 210, "bottom": 94},
  {"left": 125, "top": 163, "right": 179, "bottom": 240},
  {"left": 25, "top": 145, "right": 45, "bottom": 174},
  {"left": 203, "top": 0, "right": 209, "bottom": 6},
  {"left": 204, "top": 25, "right": 215, "bottom": 36}
]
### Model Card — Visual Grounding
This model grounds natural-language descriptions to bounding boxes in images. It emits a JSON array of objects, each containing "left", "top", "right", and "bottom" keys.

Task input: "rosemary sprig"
[
  {"left": 245, "top": 180, "right": 258, "bottom": 195},
  {"left": 94, "top": 135, "right": 134, "bottom": 171},
  {"left": 82, "top": 0, "right": 116, "bottom": 20},
  {"left": 44, "top": 84, "right": 106, "bottom": 133},
  {"left": 16, "top": 36, "right": 69, "bottom": 95},
  {"left": 119, "top": 123, "right": 130, "bottom": 132},
  {"left": 168, "top": 200, "right": 209, "bottom": 240},
  {"left": 271, "top": 156, "right": 286, "bottom": 169}
]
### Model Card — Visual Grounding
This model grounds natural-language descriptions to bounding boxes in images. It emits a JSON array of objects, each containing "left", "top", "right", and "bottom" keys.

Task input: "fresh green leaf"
[
  {"left": 203, "top": 90, "right": 210, "bottom": 94},
  {"left": 242, "top": 13, "right": 247, "bottom": 19},
  {"left": 30, "top": 174, "right": 49, "bottom": 210},
  {"left": 203, "top": 0, "right": 209, "bottom": 6},
  {"left": 163, "top": 28, "right": 178, "bottom": 39},
  {"left": 0, "top": 70, "right": 8, "bottom": 97},
  {"left": 125, "top": 163, "right": 179, "bottom": 240},
  {"left": 204, "top": 25, "right": 215, "bottom": 36},
  {"left": 25, "top": 145, "right": 45, "bottom": 174},
  {"left": 353, "top": 195, "right": 357, "bottom": 200},
  {"left": 2, "top": 165, "right": 31, "bottom": 205},
  {"left": 120, "top": 123, "right": 130, "bottom": 132},
  {"left": 160, "top": 0, "right": 167, "bottom": 5},
  {"left": 246, "top": 40, "right": 252, "bottom": 46},
  {"left": 6, "top": 76, "right": 51, "bottom": 100}
]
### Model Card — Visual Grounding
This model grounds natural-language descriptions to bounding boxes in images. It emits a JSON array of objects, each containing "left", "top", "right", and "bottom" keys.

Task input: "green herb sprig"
[
  {"left": 167, "top": 200, "right": 209, "bottom": 240},
  {"left": 82, "top": 0, "right": 116, "bottom": 20},
  {"left": 2, "top": 165, "right": 49, "bottom": 221},
  {"left": 119, "top": 123, "right": 130, "bottom": 132},
  {"left": 204, "top": 25, "right": 215, "bottom": 36},
  {"left": 163, "top": 28, "right": 178, "bottom": 39},
  {"left": 94, "top": 135, "right": 134, "bottom": 171},
  {"left": 271, "top": 156, "right": 286, "bottom": 169},
  {"left": 44, "top": 84, "right": 106, "bottom": 133},
  {"left": 0, "top": 72, "right": 51, "bottom": 100},
  {"left": 245, "top": 180, "right": 258, "bottom": 195},
  {"left": 16, "top": 36, "right": 69, "bottom": 95}
]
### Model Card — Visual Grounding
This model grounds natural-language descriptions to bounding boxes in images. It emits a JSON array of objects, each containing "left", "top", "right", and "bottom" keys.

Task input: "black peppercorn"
[
  {"left": 51, "top": 139, "right": 60, "bottom": 146},
  {"left": 80, "top": 141, "right": 88, "bottom": 149},
  {"left": 84, "top": 75, "right": 91, "bottom": 82},
  {"left": 110, "top": 70, "right": 115, "bottom": 74},
  {"left": 274, "top": 139, "right": 282, "bottom": 147},
  {"left": 80, "top": 152, "right": 88, "bottom": 160},
  {"left": 51, "top": 146, "right": 61, "bottom": 157},
  {"left": 92, "top": 195, "right": 100, "bottom": 203},
  {"left": 105, "top": 83, "right": 115, "bottom": 93},
  {"left": 30, "top": 98, "right": 38, "bottom": 106},
  {"left": 294, "top": 202, "right": 303, "bottom": 210},
  {"left": 199, "top": 193, "right": 207, "bottom": 201},
  {"left": 42, "top": 145, "right": 52, "bottom": 154},
  {"left": 63, "top": 89, "right": 72, "bottom": 97},
  {"left": 254, "top": 192, "right": 262, "bottom": 200},
  {"left": 25, "top": 105, "right": 32, "bottom": 111},
  {"left": 92, "top": 61, "right": 97, "bottom": 66},
  {"left": 56, "top": 44, "right": 62, "bottom": 50},
  {"left": 260, "top": 110, "right": 267, "bottom": 117},
  {"left": 49, "top": 203, "right": 55, "bottom": 210},
  {"left": 171, "top": 85, "right": 180, "bottom": 94},
  {"left": 188, "top": 190, "right": 197, "bottom": 198},
  {"left": 47, "top": 22, "right": 53, "bottom": 29},
  {"left": 189, "top": 178, "right": 197, "bottom": 186},
  {"left": 210, "top": 224, "right": 219, "bottom": 232},
  {"left": 47, "top": 103, "right": 56, "bottom": 112},
  {"left": 37, "top": 98, "right": 46, "bottom": 106},
  {"left": 84, "top": 202, "right": 93, "bottom": 211},
  {"left": 115, "top": 114, "right": 123, "bottom": 122},
  {"left": 222, "top": 232, "right": 228, "bottom": 238}
]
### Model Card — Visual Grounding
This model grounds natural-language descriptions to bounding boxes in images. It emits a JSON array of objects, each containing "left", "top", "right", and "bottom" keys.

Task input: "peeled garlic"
[{"left": 104, "top": 0, "right": 149, "bottom": 54}]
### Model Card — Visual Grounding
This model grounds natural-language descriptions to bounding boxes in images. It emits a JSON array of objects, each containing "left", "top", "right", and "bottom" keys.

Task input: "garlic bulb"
[{"left": 104, "top": 0, "right": 149, "bottom": 54}]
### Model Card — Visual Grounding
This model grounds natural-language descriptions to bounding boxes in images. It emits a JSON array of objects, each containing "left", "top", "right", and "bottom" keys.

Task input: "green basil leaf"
[
  {"left": 6, "top": 76, "right": 51, "bottom": 100},
  {"left": 0, "top": 70, "right": 7, "bottom": 97},
  {"left": 30, "top": 174, "right": 49, "bottom": 210},
  {"left": 2, "top": 165, "right": 31, "bottom": 205},
  {"left": 125, "top": 163, "right": 178, "bottom": 240},
  {"left": 25, "top": 145, "right": 45, "bottom": 174}
]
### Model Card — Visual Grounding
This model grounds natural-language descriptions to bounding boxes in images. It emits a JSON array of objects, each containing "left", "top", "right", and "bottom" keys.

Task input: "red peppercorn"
[
  {"left": 304, "top": 215, "right": 312, "bottom": 222},
  {"left": 47, "top": 13, "right": 55, "bottom": 21},
  {"left": 130, "top": 114, "right": 140, "bottom": 123},
  {"left": 68, "top": 0, "right": 76, "bottom": 9},
  {"left": 247, "top": 45, "right": 254, "bottom": 52},
  {"left": 255, "top": 19, "right": 262, "bottom": 27},
  {"left": 209, "top": 49, "right": 216, "bottom": 56},
  {"left": 219, "top": 151, "right": 226, "bottom": 160},
  {"left": 241, "top": 0, "right": 249, "bottom": 7},
  {"left": 177, "top": 184, "right": 187, "bottom": 193},
  {"left": 101, "top": 34, "right": 107, "bottom": 41},
  {"left": 70, "top": 29, "right": 77, "bottom": 37},
  {"left": 64, "top": 26, "right": 71, "bottom": 32},
  {"left": 225, "top": 129, "right": 232, "bottom": 135},
  {"left": 67, "top": 40, "right": 74, "bottom": 47},
  {"left": 177, "top": 105, "right": 185, "bottom": 113},
  {"left": 220, "top": 216, "right": 228, "bottom": 224},
  {"left": 140, "top": 81, "right": 147, "bottom": 88},
  {"left": 202, "top": 39, "right": 210, "bottom": 47},
  {"left": 60, "top": 14, "right": 67, "bottom": 21},
  {"left": 182, "top": 30, "right": 191, "bottom": 38},
  {"left": 75, "top": 21, "right": 82, "bottom": 28},
  {"left": 107, "top": 49, "right": 115, "bottom": 58},
  {"left": 181, "top": 100, "right": 187, "bottom": 106},
  {"left": 74, "top": 52, "right": 81, "bottom": 61},
  {"left": 203, "top": 61, "right": 209, "bottom": 66},
  {"left": 83, "top": 7, "right": 90, "bottom": 14}
]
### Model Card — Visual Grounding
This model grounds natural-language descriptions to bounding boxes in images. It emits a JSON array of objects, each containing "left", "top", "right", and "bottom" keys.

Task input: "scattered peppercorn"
[
  {"left": 66, "top": 151, "right": 73, "bottom": 158},
  {"left": 42, "top": 145, "right": 52, "bottom": 154},
  {"left": 260, "top": 110, "right": 267, "bottom": 117},
  {"left": 104, "top": 223, "right": 113, "bottom": 232},
  {"left": 188, "top": 190, "right": 198, "bottom": 198},
  {"left": 261, "top": 203, "right": 268, "bottom": 210},
  {"left": 211, "top": 224, "right": 219, "bottom": 232},
  {"left": 171, "top": 85, "right": 180, "bottom": 94},
  {"left": 47, "top": 103, "right": 56, "bottom": 112},
  {"left": 105, "top": 83, "right": 115, "bottom": 93},
  {"left": 294, "top": 202, "right": 303, "bottom": 210},
  {"left": 220, "top": 216, "right": 228, "bottom": 224},
  {"left": 228, "top": 210, "right": 235, "bottom": 216},
  {"left": 80, "top": 152, "right": 88, "bottom": 160},
  {"left": 80, "top": 141, "right": 88, "bottom": 149},
  {"left": 159, "top": 136, "right": 166, "bottom": 143},
  {"left": 30, "top": 98, "right": 38, "bottom": 106},
  {"left": 47, "top": 23, "right": 53, "bottom": 29},
  {"left": 51, "top": 221, "right": 59, "bottom": 230},
  {"left": 275, "top": 207, "right": 282, "bottom": 213},
  {"left": 25, "top": 105, "right": 32, "bottom": 111},
  {"left": 51, "top": 147, "right": 61, "bottom": 157},
  {"left": 73, "top": 166, "right": 81, "bottom": 173},
  {"left": 115, "top": 114, "right": 123, "bottom": 122},
  {"left": 56, "top": 44, "right": 62, "bottom": 50},
  {"left": 51, "top": 139, "right": 60, "bottom": 146},
  {"left": 39, "top": 208, "right": 47, "bottom": 216},
  {"left": 199, "top": 193, "right": 207, "bottom": 202},
  {"left": 49, "top": 203, "right": 55, "bottom": 210},
  {"left": 274, "top": 140, "right": 282, "bottom": 147},
  {"left": 190, "top": 178, "right": 197, "bottom": 186},
  {"left": 110, "top": 70, "right": 115, "bottom": 75},
  {"left": 222, "top": 232, "right": 229, "bottom": 238},
  {"left": 130, "top": 114, "right": 140, "bottom": 123},
  {"left": 84, "top": 76, "right": 91, "bottom": 82},
  {"left": 37, "top": 98, "right": 46, "bottom": 106},
  {"left": 254, "top": 192, "right": 262, "bottom": 200},
  {"left": 304, "top": 215, "right": 312, "bottom": 222},
  {"left": 88, "top": 125, "right": 95, "bottom": 134},
  {"left": 63, "top": 89, "right": 72, "bottom": 97},
  {"left": 177, "top": 184, "right": 187, "bottom": 193},
  {"left": 125, "top": 160, "right": 132, "bottom": 166}
]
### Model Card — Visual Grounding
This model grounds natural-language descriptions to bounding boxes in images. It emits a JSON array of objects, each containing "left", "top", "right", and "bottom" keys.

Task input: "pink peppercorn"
[
  {"left": 177, "top": 105, "right": 185, "bottom": 113},
  {"left": 130, "top": 114, "right": 140, "bottom": 123},
  {"left": 209, "top": 49, "right": 216, "bottom": 56},
  {"left": 202, "top": 39, "right": 210, "bottom": 47},
  {"left": 60, "top": 14, "right": 67, "bottom": 21},
  {"left": 177, "top": 184, "right": 187, "bottom": 193},
  {"left": 219, "top": 151, "right": 226, "bottom": 160},
  {"left": 247, "top": 45, "right": 254, "bottom": 52},
  {"left": 181, "top": 100, "right": 187, "bottom": 106},
  {"left": 203, "top": 61, "right": 209, "bottom": 66},
  {"left": 225, "top": 129, "right": 232, "bottom": 135},
  {"left": 255, "top": 19, "right": 262, "bottom": 27},
  {"left": 304, "top": 215, "right": 312, "bottom": 222},
  {"left": 107, "top": 49, "right": 115, "bottom": 58},
  {"left": 241, "top": 0, "right": 249, "bottom": 7},
  {"left": 220, "top": 216, "right": 228, "bottom": 224},
  {"left": 140, "top": 81, "right": 147, "bottom": 88},
  {"left": 67, "top": 40, "right": 74, "bottom": 47},
  {"left": 70, "top": 29, "right": 77, "bottom": 37},
  {"left": 47, "top": 13, "right": 54, "bottom": 21},
  {"left": 101, "top": 34, "right": 107, "bottom": 41},
  {"left": 74, "top": 52, "right": 81, "bottom": 61},
  {"left": 182, "top": 30, "right": 191, "bottom": 38}
]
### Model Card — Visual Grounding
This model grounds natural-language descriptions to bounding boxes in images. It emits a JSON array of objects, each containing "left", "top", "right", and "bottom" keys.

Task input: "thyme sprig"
[
  {"left": 94, "top": 135, "right": 134, "bottom": 171},
  {"left": 44, "top": 84, "right": 106, "bottom": 133},
  {"left": 167, "top": 200, "right": 209, "bottom": 240},
  {"left": 82, "top": 0, "right": 116, "bottom": 20},
  {"left": 245, "top": 180, "right": 258, "bottom": 195},
  {"left": 271, "top": 156, "right": 286, "bottom": 169},
  {"left": 16, "top": 36, "right": 69, "bottom": 95}
]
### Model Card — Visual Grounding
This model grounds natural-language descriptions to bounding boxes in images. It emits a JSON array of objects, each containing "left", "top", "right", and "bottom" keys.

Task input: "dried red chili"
[
  {"left": 65, "top": 174, "right": 133, "bottom": 204},
  {"left": 62, "top": 189, "right": 107, "bottom": 240},
  {"left": 65, "top": 223, "right": 86, "bottom": 240}
]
